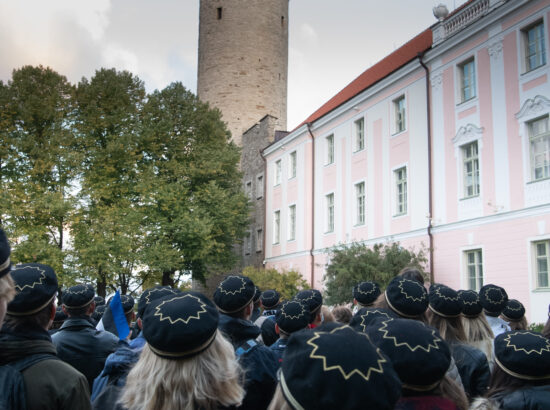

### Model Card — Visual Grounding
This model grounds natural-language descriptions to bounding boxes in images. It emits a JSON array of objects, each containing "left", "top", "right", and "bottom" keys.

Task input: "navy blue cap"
[
  {"left": 494, "top": 331, "right": 550, "bottom": 380},
  {"left": 8, "top": 263, "right": 58, "bottom": 316},
  {"left": 501, "top": 299, "right": 525, "bottom": 322},
  {"left": 276, "top": 300, "right": 310, "bottom": 334},
  {"left": 349, "top": 308, "right": 397, "bottom": 333},
  {"left": 137, "top": 286, "right": 180, "bottom": 318},
  {"left": 458, "top": 290, "right": 482, "bottom": 317},
  {"left": 213, "top": 275, "right": 255, "bottom": 314},
  {"left": 428, "top": 284, "right": 462, "bottom": 318},
  {"left": 295, "top": 289, "right": 323, "bottom": 315},
  {"left": 384, "top": 276, "right": 428, "bottom": 318},
  {"left": 353, "top": 281, "right": 381, "bottom": 307},
  {"left": 63, "top": 284, "right": 95, "bottom": 308},
  {"left": 94, "top": 296, "right": 105, "bottom": 306},
  {"left": 120, "top": 294, "right": 135, "bottom": 313},
  {"left": 260, "top": 289, "right": 280, "bottom": 309},
  {"left": 479, "top": 284, "right": 508, "bottom": 315}
]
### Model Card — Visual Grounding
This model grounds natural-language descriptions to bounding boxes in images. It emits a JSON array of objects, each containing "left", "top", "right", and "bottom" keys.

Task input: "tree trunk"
[
  {"left": 162, "top": 270, "right": 175, "bottom": 287},
  {"left": 97, "top": 271, "right": 107, "bottom": 298}
]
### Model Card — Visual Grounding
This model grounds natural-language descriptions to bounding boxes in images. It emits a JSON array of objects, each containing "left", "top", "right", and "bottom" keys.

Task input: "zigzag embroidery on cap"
[
  {"left": 66, "top": 284, "right": 93, "bottom": 295},
  {"left": 484, "top": 288, "right": 505, "bottom": 305},
  {"left": 154, "top": 294, "right": 207, "bottom": 325},
  {"left": 218, "top": 276, "right": 247, "bottom": 295},
  {"left": 307, "top": 326, "right": 387, "bottom": 381},
  {"left": 460, "top": 295, "right": 479, "bottom": 305},
  {"left": 504, "top": 332, "right": 550, "bottom": 356},
  {"left": 359, "top": 310, "right": 391, "bottom": 332},
  {"left": 13, "top": 266, "right": 46, "bottom": 291},
  {"left": 506, "top": 302, "right": 523, "bottom": 311},
  {"left": 434, "top": 286, "right": 459, "bottom": 301},
  {"left": 357, "top": 284, "right": 377, "bottom": 295},
  {"left": 398, "top": 279, "right": 427, "bottom": 302},
  {"left": 297, "top": 290, "right": 316, "bottom": 301},
  {"left": 378, "top": 319, "right": 443, "bottom": 353},
  {"left": 145, "top": 287, "right": 177, "bottom": 305},
  {"left": 280, "top": 302, "right": 307, "bottom": 319}
]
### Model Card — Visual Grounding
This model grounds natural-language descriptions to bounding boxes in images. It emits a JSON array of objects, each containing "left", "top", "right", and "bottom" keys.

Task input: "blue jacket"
[
  {"left": 269, "top": 337, "right": 287, "bottom": 366},
  {"left": 218, "top": 314, "right": 278, "bottom": 410},
  {"left": 128, "top": 331, "right": 146, "bottom": 353}
]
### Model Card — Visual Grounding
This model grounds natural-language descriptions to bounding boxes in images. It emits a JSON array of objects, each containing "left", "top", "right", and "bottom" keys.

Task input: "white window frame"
[
  {"left": 256, "top": 228, "right": 263, "bottom": 252},
  {"left": 457, "top": 57, "right": 476, "bottom": 103},
  {"left": 464, "top": 248, "right": 483, "bottom": 291},
  {"left": 393, "top": 95, "right": 406, "bottom": 134},
  {"left": 393, "top": 166, "right": 408, "bottom": 216},
  {"left": 289, "top": 151, "right": 297, "bottom": 179},
  {"left": 355, "top": 181, "right": 365, "bottom": 226},
  {"left": 326, "top": 134, "right": 334, "bottom": 165},
  {"left": 325, "top": 193, "right": 334, "bottom": 233},
  {"left": 256, "top": 174, "right": 264, "bottom": 199},
  {"left": 245, "top": 180, "right": 252, "bottom": 199},
  {"left": 354, "top": 117, "right": 365, "bottom": 152},
  {"left": 528, "top": 115, "right": 550, "bottom": 181},
  {"left": 522, "top": 19, "right": 547, "bottom": 73},
  {"left": 461, "top": 141, "right": 480, "bottom": 198},
  {"left": 288, "top": 204, "right": 296, "bottom": 241},
  {"left": 273, "top": 210, "right": 280, "bottom": 245},
  {"left": 274, "top": 160, "right": 282, "bottom": 186}
]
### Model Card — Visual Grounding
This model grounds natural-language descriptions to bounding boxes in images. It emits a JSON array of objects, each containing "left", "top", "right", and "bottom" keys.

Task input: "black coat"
[
  {"left": 52, "top": 317, "right": 120, "bottom": 390},
  {"left": 450, "top": 342, "right": 490, "bottom": 399},
  {"left": 218, "top": 314, "right": 278, "bottom": 410},
  {"left": 491, "top": 386, "right": 550, "bottom": 410}
]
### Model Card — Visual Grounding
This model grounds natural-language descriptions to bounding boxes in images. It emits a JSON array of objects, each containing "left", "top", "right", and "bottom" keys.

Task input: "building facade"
[{"left": 263, "top": 0, "right": 550, "bottom": 323}]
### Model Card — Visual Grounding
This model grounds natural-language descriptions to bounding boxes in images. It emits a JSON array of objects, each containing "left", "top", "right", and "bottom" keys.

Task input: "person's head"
[
  {"left": 62, "top": 284, "right": 96, "bottom": 317},
  {"left": 94, "top": 296, "right": 105, "bottom": 307},
  {"left": 378, "top": 276, "right": 428, "bottom": 321},
  {"left": 120, "top": 291, "right": 244, "bottom": 410},
  {"left": 252, "top": 286, "right": 261, "bottom": 309},
  {"left": 214, "top": 275, "right": 256, "bottom": 320},
  {"left": 501, "top": 299, "right": 528, "bottom": 331},
  {"left": 260, "top": 317, "right": 278, "bottom": 346},
  {"left": 332, "top": 306, "right": 353, "bottom": 324},
  {"left": 0, "top": 229, "right": 15, "bottom": 327},
  {"left": 92, "top": 304, "right": 106, "bottom": 323},
  {"left": 50, "top": 305, "right": 68, "bottom": 330},
  {"left": 269, "top": 325, "right": 402, "bottom": 410},
  {"left": 320, "top": 306, "right": 334, "bottom": 323},
  {"left": 295, "top": 289, "right": 323, "bottom": 326},
  {"left": 398, "top": 267, "right": 425, "bottom": 284},
  {"left": 458, "top": 289, "right": 494, "bottom": 343},
  {"left": 260, "top": 289, "right": 280, "bottom": 311},
  {"left": 479, "top": 284, "right": 508, "bottom": 317},
  {"left": 5, "top": 263, "right": 58, "bottom": 331},
  {"left": 353, "top": 281, "right": 381, "bottom": 307},
  {"left": 487, "top": 330, "right": 550, "bottom": 397},
  {"left": 137, "top": 285, "right": 180, "bottom": 330},
  {"left": 275, "top": 300, "right": 310, "bottom": 339},
  {"left": 349, "top": 307, "right": 397, "bottom": 333},
  {"left": 426, "top": 284, "right": 466, "bottom": 343}
]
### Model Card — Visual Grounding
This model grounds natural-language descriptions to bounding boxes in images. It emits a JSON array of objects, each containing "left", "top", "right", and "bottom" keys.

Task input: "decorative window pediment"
[
  {"left": 452, "top": 123, "right": 484, "bottom": 146},
  {"left": 516, "top": 95, "right": 550, "bottom": 120}
]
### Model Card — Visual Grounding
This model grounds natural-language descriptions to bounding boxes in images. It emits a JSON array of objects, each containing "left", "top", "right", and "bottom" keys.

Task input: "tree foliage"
[
  {"left": 242, "top": 266, "right": 310, "bottom": 301},
  {"left": 324, "top": 242, "right": 428, "bottom": 305}
]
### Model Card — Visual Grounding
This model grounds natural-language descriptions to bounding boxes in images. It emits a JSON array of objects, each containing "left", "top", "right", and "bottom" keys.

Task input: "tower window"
[
  {"left": 281, "top": 16, "right": 285, "bottom": 27},
  {"left": 217, "top": 7, "right": 222, "bottom": 20}
]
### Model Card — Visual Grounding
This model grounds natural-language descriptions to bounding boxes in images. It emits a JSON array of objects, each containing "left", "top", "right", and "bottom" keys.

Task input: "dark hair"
[
  {"left": 261, "top": 318, "right": 278, "bottom": 347},
  {"left": 5, "top": 301, "right": 54, "bottom": 330},
  {"left": 224, "top": 305, "right": 249, "bottom": 320},
  {"left": 427, "top": 310, "right": 466, "bottom": 343},
  {"left": 487, "top": 365, "right": 549, "bottom": 398},
  {"left": 507, "top": 317, "right": 528, "bottom": 331},
  {"left": 332, "top": 306, "right": 353, "bottom": 324},
  {"left": 125, "top": 310, "right": 134, "bottom": 326},
  {"left": 398, "top": 267, "right": 425, "bottom": 284},
  {"left": 65, "top": 302, "right": 93, "bottom": 317}
]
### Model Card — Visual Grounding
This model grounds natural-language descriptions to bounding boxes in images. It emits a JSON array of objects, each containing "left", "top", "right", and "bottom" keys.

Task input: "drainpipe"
[
  {"left": 418, "top": 52, "right": 435, "bottom": 284},
  {"left": 306, "top": 123, "right": 316, "bottom": 288},
  {"left": 260, "top": 147, "right": 267, "bottom": 270}
]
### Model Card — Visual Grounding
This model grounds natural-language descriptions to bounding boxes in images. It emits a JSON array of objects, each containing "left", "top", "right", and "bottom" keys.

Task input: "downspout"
[
  {"left": 260, "top": 148, "right": 267, "bottom": 269},
  {"left": 418, "top": 52, "right": 435, "bottom": 284},
  {"left": 306, "top": 123, "right": 316, "bottom": 287}
]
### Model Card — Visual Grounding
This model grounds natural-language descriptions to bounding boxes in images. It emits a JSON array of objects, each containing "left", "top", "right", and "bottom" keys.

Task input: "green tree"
[
  {"left": 324, "top": 242, "right": 428, "bottom": 305},
  {"left": 242, "top": 266, "right": 310, "bottom": 301}
]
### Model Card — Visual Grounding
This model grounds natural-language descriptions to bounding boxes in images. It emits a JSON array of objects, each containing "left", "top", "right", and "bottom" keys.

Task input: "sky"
[{"left": 0, "top": 0, "right": 466, "bottom": 130}]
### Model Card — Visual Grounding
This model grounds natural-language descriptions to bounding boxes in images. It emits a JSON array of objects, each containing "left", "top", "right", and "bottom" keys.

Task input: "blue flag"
[{"left": 100, "top": 290, "right": 130, "bottom": 340}]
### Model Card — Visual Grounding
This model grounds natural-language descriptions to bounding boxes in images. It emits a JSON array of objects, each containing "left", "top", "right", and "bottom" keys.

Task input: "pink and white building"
[{"left": 262, "top": 0, "right": 550, "bottom": 323}]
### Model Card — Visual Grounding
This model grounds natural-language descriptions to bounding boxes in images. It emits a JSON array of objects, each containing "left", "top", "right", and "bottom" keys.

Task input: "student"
[
  {"left": 331, "top": 305, "right": 353, "bottom": 324},
  {"left": 500, "top": 299, "right": 528, "bottom": 331},
  {"left": 374, "top": 276, "right": 429, "bottom": 321},
  {"left": 479, "top": 284, "right": 510, "bottom": 337},
  {"left": 119, "top": 291, "right": 244, "bottom": 410},
  {"left": 270, "top": 300, "right": 310, "bottom": 365},
  {"left": 352, "top": 281, "right": 381, "bottom": 308}
]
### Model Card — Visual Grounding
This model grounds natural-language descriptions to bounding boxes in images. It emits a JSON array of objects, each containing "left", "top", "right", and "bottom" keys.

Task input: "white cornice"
[
  {"left": 515, "top": 95, "right": 550, "bottom": 120},
  {"left": 262, "top": 125, "right": 308, "bottom": 157}
]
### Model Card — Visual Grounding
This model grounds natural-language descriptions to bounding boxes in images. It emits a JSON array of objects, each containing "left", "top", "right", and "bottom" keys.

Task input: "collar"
[{"left": 60, "top": 316, "right": 96, "bottom": 330}]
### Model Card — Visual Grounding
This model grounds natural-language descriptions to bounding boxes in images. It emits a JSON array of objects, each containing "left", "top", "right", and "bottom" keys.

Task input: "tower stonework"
[{"left": 197, "top": 0, "right": 288, "bottom": 145}]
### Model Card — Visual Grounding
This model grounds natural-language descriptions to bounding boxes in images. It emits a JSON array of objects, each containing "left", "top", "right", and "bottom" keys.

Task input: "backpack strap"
[
  {"left": 235, "top": 339, "right": 257, "bottom": 357},
  {"left": 10, "top": 353, "right": 58, "bottom": 373}
]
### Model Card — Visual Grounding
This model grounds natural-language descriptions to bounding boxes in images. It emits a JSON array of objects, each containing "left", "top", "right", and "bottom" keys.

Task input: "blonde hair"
[
  {"left": 267, "top": 384, "right": 293, "bottom": 410},
  {"left": 119, "top": 330, "right": 244, "bottom": 410},
  {"left": 0, "top": 274, "right": 15, "bottom": 303},
  {"left": 506, "top": 317, "right": 528, "bottom": 331},
  {"left": 332, "top": 306, "right": 353, "bottom": 324},
  {"left": 321, "top": 305, "right": 334, "bottom": 323},
  {"left": 461, "top": 315, "right": 494, "bottom": 362}
]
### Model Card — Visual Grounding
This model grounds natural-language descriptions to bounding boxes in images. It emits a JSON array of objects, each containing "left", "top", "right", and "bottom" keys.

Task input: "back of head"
[
  {"left": 331, "top": 306, "right": 353, "bottom": 324},
  {"left": 260, "top": 289, "right": 280, "bottom": 311},
  {"left": 427, "top": 285, "right": 465, "bottom": 343},
  {"left": 349, "top": 307, "right": 397, "bottom": 333},
  {"left": 353, "top": 281, "right": 381, "bottom": 307},
  {"left": 479, "top": 284, "right": 508, "bottom": 316},
  {"left": 213, "top": 275, "right": 255, "bottom": 319},
  {"left": 384, "top": 276, "right": 428, "bottom": 319},
  {"left": 295, "top": 289, "right": 323, "bottom": 323},
  {"left": 62, "top": 284, "right": 95, "bottom": 317},
  {"left": 137, "top": 286, "right": 180, "bottom": 318},
  {"left": 260, "top": 317, "right": 278, "bottom": 346},
  {"left": 501, "top": 299, "right": 527, "bottom": 330},
  {"left": 398, "top": 267, "right": 425, "bottom": 284},
  {"left": 275, "top": 300, "right": 309, "bottom": 336}
]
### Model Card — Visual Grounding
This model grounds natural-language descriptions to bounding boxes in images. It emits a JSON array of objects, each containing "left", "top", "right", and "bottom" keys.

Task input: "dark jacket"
[
  {"left": 450, "top": 342, "right": 490, "bottom": 399},
  {"left": 91, "top": 343, "right": 139, "bottom": 410},
  {"left": 218, "top": 314, "right": 278, "bottom": 410},
  {"left": 491, "top": 386, "right": 550, "bottom": 410},
  {"left": 52, "top": 316, "right": 120, "bottom": 390},
  {"left": 269, "top": 337, "right": 287, "bottom": 366},
  {"left": 395, "top": 396, "right": 459, "bottom": 409},
  {"left": 0, "top": 324, "right": 91, "bottom": 410}
]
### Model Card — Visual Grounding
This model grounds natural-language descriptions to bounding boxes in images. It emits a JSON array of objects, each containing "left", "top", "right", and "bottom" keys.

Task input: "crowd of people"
[{"left": 0, "top": 229, "right": 549, "bottom": 410}]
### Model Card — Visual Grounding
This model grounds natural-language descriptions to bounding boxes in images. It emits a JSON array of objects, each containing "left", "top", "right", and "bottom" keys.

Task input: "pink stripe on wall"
[
  {"left": 477, "top": 47, "right": 496, "bottom": 217},
  {"left": 442, "top": 33, "right": 489, "bottom": 66},
  {"left": 373, "top": 119, "right": 384, "bottom": 237},
  {"left": 522, "top": 74, "right": 547, "bottom": 92},
  {"left": 503, "top": 32, "right": 524, "bottom": 210},
  {"left": 443, "top": 67, "right": 458, "bottom": 222},
  {"left": 341, "top": 137, "right": 347, "bottom": 241}
]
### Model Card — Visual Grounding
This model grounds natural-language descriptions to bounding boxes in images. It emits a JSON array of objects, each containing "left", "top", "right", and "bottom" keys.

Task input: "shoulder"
[
  {"left": 496, "top": 386, "right": 550, "bottom": 408},
  {"left": 24, "top": 357, "right": 89, "bottom": 392}
]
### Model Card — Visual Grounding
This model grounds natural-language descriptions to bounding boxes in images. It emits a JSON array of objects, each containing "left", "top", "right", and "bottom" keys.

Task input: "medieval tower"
[{"left": 197, "top": 0, "right": 289, "bottom": 145}]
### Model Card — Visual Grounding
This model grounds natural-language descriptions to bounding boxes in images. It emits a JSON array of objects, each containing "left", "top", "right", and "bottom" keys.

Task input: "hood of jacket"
[
  {"left": 101, "top": 344, "right": 139, "bottom": 378},
  {"left": 218, "top": 314, "right": 261, "bottom": 347}
]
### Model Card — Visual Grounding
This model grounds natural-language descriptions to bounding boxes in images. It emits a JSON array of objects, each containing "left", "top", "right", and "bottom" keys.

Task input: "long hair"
[
  {"left": 507, "top": 317, "right": 528, "bottom": 331},
  {"left": 267, "top": 384, "right": 293, "bottom": 410},
  {"left": 119, "top": 331, "right": 244, "bottom": 410},
  {"left": 461, "top": 315, "right": 494, "bottom": 362},
  {"left": 426, "top": 309, "right": 466, "bottom": 343},
  {"left": 486, "top": 364, "right": 550, "bottom": 398},
  {"left": 402, "top": 375, "right": 469, "bottom": 410}
]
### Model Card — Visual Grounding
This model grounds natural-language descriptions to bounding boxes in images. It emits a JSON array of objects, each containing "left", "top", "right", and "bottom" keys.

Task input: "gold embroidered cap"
[
  {"left": 7, "top": 263, "right": 58, "bottom": 316},
  {"left": 213, "top": 275, "right": 255, "bottom": 314},
  {"left": 494, "top": 331, "right": 550, "bottom": 380},
  {"left": 349, "top": 307, "right": 397, "bottom": 333},
  {"left": 384, "top": 276, "right": 428, "bottom": 318},
  {"left": 137, "top": 286, "right": 180, "bottom": 318},
  {"left": 0, "top": 229, "right": 11, "bottom": 278},
  {"left": 428, "top": 284, "right": 462, "bottom": 318},
  {"left": 62, "top": 284, "right": 95, "bottom": 309},
  {"left": 276, "top": 300, "right": 310, "bottom": 334},
  {"left": 295, "top": 289, "right": 323, "bottom": 322},
  {"left": 280, "top": 325, "right": 401, "bottom": 410},
  {"left": 260, "top": 289, "right": 280, "bottom": 309},
  {"left": 353, "top": 281, "right": 381, "bottom": 307},
  {"left": 457, "top": 290, "right": 482, "bottom": 317},
  {"left": 479, "top": 284, "right": 508, "bottom": 315},
  {"left": 501, "top": 299, "right": 525, "bottom": 322},
  {"left": 143, "top": 291, "right": 219, "bottom": 358}
]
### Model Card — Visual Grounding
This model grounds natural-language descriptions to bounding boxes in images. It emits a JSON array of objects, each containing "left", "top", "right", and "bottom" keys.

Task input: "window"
[
  {"left": 326, "top": 193, "right": 334, "bottom": 233},
  {"left": 528, "top": 116, "right": 550, "bottom": 181},
  {"left": 326, "top": 135, "right": 334, "bottom": 165},
  {"left": 466, "top": 249, "right": 483, "bottom": 291},
  {"left": 289, "top": 151, "right": 297, "bottom": 179},
  {"left": 256, "top": 229, "right": 263, "bottom": 252},
  {"left": 288, "top": 205, "right": 296, "bottom": 241},
  {"left": 394, "top": 96, "right": 406, "bottom": 133},
  {"left": 275, "top": 160, "right": 282, "bottom": 186},
  {"left": 273, "top": 211, "right": 280, "bottom": 244},
  {"left": 217, "top": 7, "right": 222, "bottom": 20},
  {"left": 244, "top": 232, "right": 251, "bottom": 255},
  {"left": 245, "top": 181, "right": 252, "bottom": 199},
  {"left": 523, "top": 21, "right": 546, "bottom": 72},
  {"left": 458, "top": 58, "right": 476, "bottom": 102},
  {"left": 355, "top": 182, "right": 365, "bottom": 225},
  {"left": 256, "top": 174, "right": 264, "bottom": 198},
  {"left": 394, "top": 167, "right": 407, "bottom": 215},
  {"left": 535, "top": 240, "right": 550, "bottom": 288},
  {"left": 354, "top": 118, "right": 365, "bottom": 151},
  {"left": 462, "top": 141, "right": 480, "bottom": 197}
]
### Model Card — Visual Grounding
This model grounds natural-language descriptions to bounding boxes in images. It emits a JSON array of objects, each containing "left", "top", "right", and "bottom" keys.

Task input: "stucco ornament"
[
  {"left": 452, "top": 123, "right": 484, "bottom": 146},
  {"left": 515, "top": 95, "right": 550, "bottom": 119}
]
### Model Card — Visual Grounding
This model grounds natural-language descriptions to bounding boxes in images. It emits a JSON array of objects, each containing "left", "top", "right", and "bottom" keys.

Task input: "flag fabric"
[{"left": 97, "top": 290, "right": 130, "bottom": 340}]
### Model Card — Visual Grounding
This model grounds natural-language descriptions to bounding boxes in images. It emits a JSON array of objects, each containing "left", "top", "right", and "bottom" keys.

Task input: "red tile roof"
[{"left": 297, "top": 28, "right": 433, "bottom": 129}]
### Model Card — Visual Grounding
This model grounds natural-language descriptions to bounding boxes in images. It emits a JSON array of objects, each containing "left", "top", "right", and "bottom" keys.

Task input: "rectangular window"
[
  {"left": 535, "top": 240, "right": 549, "bottom": 288},
  {"left": 528, "top": 116, "right": 550, "bottom": 181},
  {"left": 355, "top": 182, "right": 365, "bottom": 225},
  {"left": 459, "top": 58, "right": 476, "bottom": 102},
  {"left": 288, "top": 205, "right": 296, "bottom": 241},
  {"left": 462, "top": 141, "right": 480, "bottom": 197},
  {"left": 245, "top": 181, "right": 252, "bottom": 199},
  {"left": 394, "top": 96, "right": 406, "bottom": 133},
  {"left": 256, "top": 229, "right": 263, "bottom": 252},
  {"left": 217, "top": 7, "right": 222, "bottom": 19},
  {"left": 466, "top": 249, "right": 483, "bottom": 291},
  {"left": 523, "top": 21, "right": 547, "bottom": 72},
  {"left": 273, "top": 211, "right": 280, "bottom": 244},
  {"left": 245, "top": 232, "right": 251, "bottom": 255},
  {"left": 326, "top": 134, "right": 334, "bottom": 165},
  {"left": 289, "top": 151, "right": 297, "bottom": 179},
  {"left": 326, "top": 193, "right": 334, "bottom": 233},
  {"left": 394, "top": 167, "right": 407, "bottom": 215},
  {"left": 354, "top": 118, "right": 365, "bottom": 151},
  {"left": 256, "top": 175, "right": 264, "bottom": 199},
  {"left": 275, "top": 160, "right": 282, "bottom": 186}
]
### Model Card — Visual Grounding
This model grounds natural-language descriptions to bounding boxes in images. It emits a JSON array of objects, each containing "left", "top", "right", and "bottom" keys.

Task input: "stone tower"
[{"left": 197, "top": 0, "right": 289, "bottom": 145}]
